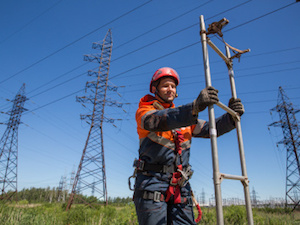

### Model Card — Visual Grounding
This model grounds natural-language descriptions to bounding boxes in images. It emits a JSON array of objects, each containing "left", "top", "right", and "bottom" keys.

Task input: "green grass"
[{"left": 0, "top": 202, "right": 299, "bottom": 225}]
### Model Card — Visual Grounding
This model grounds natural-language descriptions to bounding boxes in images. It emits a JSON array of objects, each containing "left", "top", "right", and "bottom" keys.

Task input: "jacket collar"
[{"left": 139, "top": 94, "right": 175, "bottom": 108}]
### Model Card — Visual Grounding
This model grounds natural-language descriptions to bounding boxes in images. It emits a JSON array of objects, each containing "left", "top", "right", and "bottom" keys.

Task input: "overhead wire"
[
  {"left": 2, "top": 0, "right": 298, "bottom": 193},
  {"left": 27, "top": 62, "right": 90, "bottom": 96},
  {"left": 223, "top": 1, "right": 298, "bottom": 34},
  {"left": 2, "top": 48, "right": 298, "bottom": 114},
  {"left": 11, "top": 2, "right": 300, "bottom": 115},
  {"left": 110, "top": 0, "right": 252, "bottom": 64},
  {"left": 112, "top": 66, "right": 300, "bottom": 96},
  {"left": 114, "top": 57, "right": 300, "bottom": 87},
  {"left": 0, "top": 0, "right": 251, "bottom": 100},
  {"left": 1, "top": 1, "right": 296, "bottom": 105},
  {"left": 25, "top": 88, "right": 85, "bottom": 114},
  {"left": 0, "top": 0, "right": 153, "bottom": 85},
  {"left": 113, "top": 0, "right": 215, "bottom": 51},
  {"left": 10, "top": 0, "right": 219, "bottom": 101},
  {"left": 0, "top": 0, "right": 64, "bottom": 45},
  {"left": 0, "top": 0, "right": 253, "bottom": 109},
  {"left": 110, "top": 1, "right": 298, "bottom": 80}
]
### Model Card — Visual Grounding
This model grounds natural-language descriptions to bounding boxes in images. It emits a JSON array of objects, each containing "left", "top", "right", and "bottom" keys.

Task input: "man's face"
[{"left": 154, "top": 77, "right": 177, "bottom": 103}]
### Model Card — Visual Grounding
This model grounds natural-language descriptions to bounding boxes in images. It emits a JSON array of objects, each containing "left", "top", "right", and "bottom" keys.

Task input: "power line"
[
  {"left": 111, "top": 41, "right": 200, "bottom": 80},
  {"left": 14, "top": 0, "right": 252, "bottom": 103},
  {"left": 1, "top": 46, "right": 299, "bottom": 116},
  {"left": 4, "top": 2, "right": 298, "bottom": 115},
  {"left": 0, "top": 0, "right": 63, "bottom": 45},
  {"left": 27, "top": 62, "right": 90, "bottom": 96},
  {"left": 1, "top": 0, "right": 251, "bottom": 95},
  {"left": 114, "top": 66, "right": 300, "bottom": 94},
  {"left": 0, "top": 2, "right": 295, "bottom": 103},
  {"left": 16, "top": 53, "right": 300, "bottom": 115},
  {"left": 15, "top": 50, "right": 300, "bottom": 107},
  {"left": 110, "top": 2, "right": 298, "bottom": 78},
  {"left": 111, "top": 0, "right": 252, "bottom": 63},
  {"left": 0, "top": 0, "right": 153, "bottom": 85},
  {"left": 224, "top": 1, "right": 298, "bottom": 34},
  {"left": 29, "top": 71, "right": 87, "bottom": 99},
  {"left": 25, "top": 88, "right": 84, "bottom": 113},
  {"left": 114, "top": 0, "right": 215, "bottom": 51}
]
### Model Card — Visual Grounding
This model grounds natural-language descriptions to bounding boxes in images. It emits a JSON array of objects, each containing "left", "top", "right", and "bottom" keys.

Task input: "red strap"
[
  {"left": 165, "top": 184, "right": 182, "bottom": 204},
  {"left": 165, "top": 130, "right": 185, "bottom": 204},
  {"left": 174, "top": 130, "right": 184, "bottom": 155},
  {"left": 195, "top": 204, "right": 202, "bottom": 223}
]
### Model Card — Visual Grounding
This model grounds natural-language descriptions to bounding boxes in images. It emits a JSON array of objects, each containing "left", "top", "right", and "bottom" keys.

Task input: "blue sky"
[{"left": 0, "top": 0, "right": 299, "bottom": 203}]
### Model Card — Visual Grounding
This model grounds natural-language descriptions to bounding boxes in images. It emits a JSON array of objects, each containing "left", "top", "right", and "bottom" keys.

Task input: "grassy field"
[{"left": 0, "top": 202, "right": 299, "bottom": 224}]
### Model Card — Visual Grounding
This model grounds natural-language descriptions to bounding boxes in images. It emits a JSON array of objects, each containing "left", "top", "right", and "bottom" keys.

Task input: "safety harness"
[{"left": 128, "top": 101, "right": 202, "bottom": 222}]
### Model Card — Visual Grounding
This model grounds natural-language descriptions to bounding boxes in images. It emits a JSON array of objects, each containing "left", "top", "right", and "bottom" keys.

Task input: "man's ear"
[{"left": 151, "top": 85, "right": 156, "bottom": 94}]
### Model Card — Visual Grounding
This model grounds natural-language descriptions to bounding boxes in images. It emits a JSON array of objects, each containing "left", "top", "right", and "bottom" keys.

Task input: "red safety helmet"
[{"left": 150, "top": 67, "right": 180, "bottom": 93}]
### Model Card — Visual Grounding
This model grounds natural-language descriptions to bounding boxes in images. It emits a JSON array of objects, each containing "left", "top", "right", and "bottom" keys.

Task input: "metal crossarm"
[{"left": 199, "top": 15, "right": 253, "bottom": 225}]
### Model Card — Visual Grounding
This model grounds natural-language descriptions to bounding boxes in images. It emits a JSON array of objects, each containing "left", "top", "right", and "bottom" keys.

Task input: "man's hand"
[
  {"left": 228, "top": 98, "right": 244, "bottom": 116},
  {"left": 193, "top": 86, "right": 219, "bottom": 114}
]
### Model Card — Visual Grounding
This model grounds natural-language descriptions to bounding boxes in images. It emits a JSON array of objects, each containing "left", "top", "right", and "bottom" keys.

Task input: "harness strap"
[
  {"left": 165, "top": 130, "right": 184, "bottom": 204},
  {"left": 135, "top": 190, "right": 193, "bottom": 206},
  {"left": 134, "top": 159, "right": 176, "bottom": 173},
  {"left": 143, "top": 191, "right": 165, "bottom": 202}
]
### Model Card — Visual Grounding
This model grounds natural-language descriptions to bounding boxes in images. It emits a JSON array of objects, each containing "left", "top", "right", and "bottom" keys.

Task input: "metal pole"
[
  {"left": 200, "top": 15, "right": 224, "bottom": 225},
  {"left": 225, "top": 46, "right": 254, "bottom": 225}
]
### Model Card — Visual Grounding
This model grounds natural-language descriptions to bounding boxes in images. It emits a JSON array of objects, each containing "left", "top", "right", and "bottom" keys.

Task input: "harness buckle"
[
  {"left": 178, "top": 165, "right": 194, "bottom": 187},
  {"left": 186, "top": 196, "right": 193, "bottom": 206},
  {"left": 133, "top": 158, "right": 144, "bottom": 170},
  {"left": 153, "top": 191, "right": 162, "bottom": 202}
]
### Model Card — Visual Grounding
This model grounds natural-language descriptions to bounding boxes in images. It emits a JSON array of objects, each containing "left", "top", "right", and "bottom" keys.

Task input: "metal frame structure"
[
  {"left": 199, "top": 15, "right": 253, "bottom": 225},
  {"left": 0, "top": 84, "right": 27, "bottom": 201},
  {"left": 269, "top": 87, "right": 300, "bottom": 210},
  {"left": 66, "top": 29, "right": 122, "bottom": 210}
]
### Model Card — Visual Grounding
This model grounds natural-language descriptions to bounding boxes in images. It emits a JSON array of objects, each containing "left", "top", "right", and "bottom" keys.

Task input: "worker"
[{"left": 133, "top": 67, "right": 244, "bottom": 224}]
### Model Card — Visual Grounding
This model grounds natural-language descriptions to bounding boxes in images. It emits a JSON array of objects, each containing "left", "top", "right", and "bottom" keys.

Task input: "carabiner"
[{"left": 128, "top": 168, "right": 137, "bottom": 191}]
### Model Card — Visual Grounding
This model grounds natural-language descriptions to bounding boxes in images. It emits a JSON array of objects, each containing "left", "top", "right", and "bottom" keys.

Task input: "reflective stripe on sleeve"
[{"left": 192, "top": 119, "right": 206, "bottom": 135}]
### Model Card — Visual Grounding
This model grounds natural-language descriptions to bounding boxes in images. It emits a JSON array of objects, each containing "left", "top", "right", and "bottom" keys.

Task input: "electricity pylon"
[
  {"left": 58, "top": 175, "right": 67, "bottom": 202},
  {"left": 0, "top": 84, "right": 27, "bottom": 200},
  {"left": 66, "top": 29, "right": 123, "bottom": 210},
  {"left": 269, "top": 86, "right": 300, "bottom": 210},
  {"left": 250, "top": 187, "right": 258, "bottom": 207}
]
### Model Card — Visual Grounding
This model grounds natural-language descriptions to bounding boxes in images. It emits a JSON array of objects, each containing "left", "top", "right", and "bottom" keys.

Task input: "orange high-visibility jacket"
[{"left": 135, "top": 94, "right": 235, "bottom": 192}]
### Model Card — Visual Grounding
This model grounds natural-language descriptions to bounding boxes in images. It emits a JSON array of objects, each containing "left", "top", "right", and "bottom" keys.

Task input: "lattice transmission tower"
[
  {"left": 66, "top": 29, "right": 123, "bottom": 210},
  {"left": 269, "top": 86, "right": 300, "bottom": 210},
  {"left": 0, "top": 84, "right": 28, "bottom": 200},
  {"left": 57, "top": 175, "right": 67, "bottom": 202}
]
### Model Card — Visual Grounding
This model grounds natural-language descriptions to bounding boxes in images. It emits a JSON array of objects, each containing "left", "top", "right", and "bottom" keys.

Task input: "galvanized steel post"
[
  {"left": 199, "top": 15, "right": 254, "bottom": 225},
  {"left": 225, "top": 46, "right": 254, "bottom": 225},
  {"left": 199, "top": 15, "right": 224, "bottom": 225}
]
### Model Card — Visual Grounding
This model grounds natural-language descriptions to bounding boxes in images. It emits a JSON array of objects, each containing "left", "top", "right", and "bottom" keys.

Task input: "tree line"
[{"left": 1, "top": 187, "right": 132, "bottom": 205}]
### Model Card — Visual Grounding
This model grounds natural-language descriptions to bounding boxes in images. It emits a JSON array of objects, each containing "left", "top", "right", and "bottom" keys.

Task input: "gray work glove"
[
  {"left": 193, "top": 86, "right": 219, "bottom": 114},
  {"left": 228, "top": 97, "right": 244, "bottom": 116}
]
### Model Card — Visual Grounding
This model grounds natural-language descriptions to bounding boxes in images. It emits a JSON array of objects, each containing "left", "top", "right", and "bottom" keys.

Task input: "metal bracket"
[{"left": 207, "top": 18, "right": 229, "bottom": 37}]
